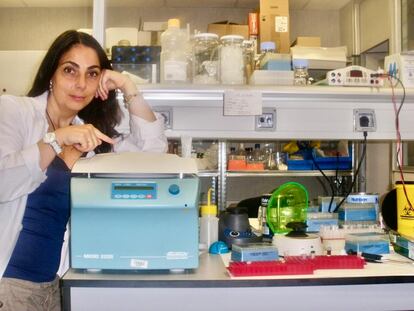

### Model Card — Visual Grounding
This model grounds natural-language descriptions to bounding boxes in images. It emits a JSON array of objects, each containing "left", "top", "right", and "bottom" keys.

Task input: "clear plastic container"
[
  {"left": 292, "top": 58, "right": 309, "bottom": 86},
  {"left": 266, "top": 182, "right": 308, "bottom": 234},
  {"left": 199, "top": 188, "right": 219, "bottom": 250},
  {"left": 192, "top": 33, "right": 219, "bottom": 84},
  {"left": 160, "top": 18, "right": 189, "bottom": 84},
  {"left": 219, "top": 35, "right": 246, "bottom": 85}
]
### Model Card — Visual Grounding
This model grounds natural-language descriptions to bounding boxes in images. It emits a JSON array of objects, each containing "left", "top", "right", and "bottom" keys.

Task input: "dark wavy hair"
[{"left": 28, "top": 30, "right": 121, "bottom": 154}]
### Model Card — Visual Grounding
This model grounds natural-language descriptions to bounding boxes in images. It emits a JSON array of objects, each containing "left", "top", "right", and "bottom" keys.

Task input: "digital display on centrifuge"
[
  {"left": 350, "top": 70, "right": 363, "bottom": 78},
  {"left": 114, "top": 185, "right": 154, "bottom": 191}
]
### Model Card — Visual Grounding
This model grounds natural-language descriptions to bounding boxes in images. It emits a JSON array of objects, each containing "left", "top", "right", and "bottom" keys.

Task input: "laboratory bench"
[{"left": 61, "top": 252, "right": 414, "bottom": 311}]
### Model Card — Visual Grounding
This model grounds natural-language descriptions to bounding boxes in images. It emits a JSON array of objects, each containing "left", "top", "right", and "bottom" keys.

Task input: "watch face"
[{"left": 44, "top": 132, "right": 56, "bottom": 143}]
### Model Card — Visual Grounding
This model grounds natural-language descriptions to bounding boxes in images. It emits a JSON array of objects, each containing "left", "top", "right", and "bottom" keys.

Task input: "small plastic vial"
[{"left": 292, "top": 58, "right": 309, "bottom": 86}]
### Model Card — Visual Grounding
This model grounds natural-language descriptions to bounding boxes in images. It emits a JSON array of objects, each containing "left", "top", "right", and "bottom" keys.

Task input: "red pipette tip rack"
[{"left": 227, "top": 255, "right": 366, "bottom": 277}]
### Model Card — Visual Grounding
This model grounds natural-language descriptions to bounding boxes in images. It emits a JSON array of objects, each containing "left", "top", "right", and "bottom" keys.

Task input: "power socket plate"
[
  {"left": 255, "top": 108, "right": 276, "bottom": 131},
  {"left": 353, "top": 108, "right": 376, "bottom": 132},
  {"left": 152, "top": 106, "right": 173, "bottom": 129}
]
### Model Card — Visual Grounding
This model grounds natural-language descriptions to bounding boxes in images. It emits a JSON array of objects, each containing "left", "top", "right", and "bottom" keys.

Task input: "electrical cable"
[
  {"left": 310, "top": 151, "right": 336, "bottom": 211},
  {"left": 332, "top": 131, "right": 368, "bottom": 213},
  {"left": 311, "top": 146, "right": 348, "bottom": 213},
  {"left": 387, "top": 74, "right": 413, "bottom": 210}
]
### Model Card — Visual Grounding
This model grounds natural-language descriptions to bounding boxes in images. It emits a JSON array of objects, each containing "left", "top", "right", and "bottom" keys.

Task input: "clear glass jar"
[
  {"left": 219, "top": 35, "right": 246, "bottom": 85},
  {"left": 292, "top": 58, "right": 309, "bottom": 86},
  {"left": 192, "top": 33, "right": 220, "bottom": 84}
]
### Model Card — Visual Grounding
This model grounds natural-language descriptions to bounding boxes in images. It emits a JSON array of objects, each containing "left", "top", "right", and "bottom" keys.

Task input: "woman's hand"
[
  {"left": 95, "top": 69, "right": 137, "bottom": 101},
  {"left": 55, "top": 124, "right": 115, "bottom": 153},
  {"left": 95, "top": 69, "right": 156, "bottom": 122}
]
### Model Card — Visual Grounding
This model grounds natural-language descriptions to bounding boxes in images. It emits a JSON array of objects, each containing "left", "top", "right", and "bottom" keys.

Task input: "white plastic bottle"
[
  {"left": 199, "top": 188, "right": 219, "bottom": 251},
  {"left": 160, "top": 18, "right": 189, "bottom": 84}
]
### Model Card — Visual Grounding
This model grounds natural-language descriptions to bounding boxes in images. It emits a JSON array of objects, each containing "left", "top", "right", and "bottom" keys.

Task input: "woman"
[{"left": 0, "top": 30, "right": 167, "bottom": 310}]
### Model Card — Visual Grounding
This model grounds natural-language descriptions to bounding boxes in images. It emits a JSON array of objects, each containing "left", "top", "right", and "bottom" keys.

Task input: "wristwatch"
[{"left": 43, "top": 132, "right": 63, "bottom": 154}]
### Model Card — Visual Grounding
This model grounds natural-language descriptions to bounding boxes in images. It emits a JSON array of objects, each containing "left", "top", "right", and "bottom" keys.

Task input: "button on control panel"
[{"left": 168, "top": 184, "right": 180, "bottom": 195}]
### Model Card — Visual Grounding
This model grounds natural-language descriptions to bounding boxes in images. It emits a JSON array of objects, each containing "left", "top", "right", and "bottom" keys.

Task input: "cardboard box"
[
  {"left": 259, "top": 0, "right": 290, "bottom": 53},
  {"left": 142, "top": 21, "right": 167, "bottom": 32},
  {"left": 291, "top": 36, "right": 321, "bottom": 47},
  {"left": 207, "top": 22, "right": 249, "bottom": 39}
]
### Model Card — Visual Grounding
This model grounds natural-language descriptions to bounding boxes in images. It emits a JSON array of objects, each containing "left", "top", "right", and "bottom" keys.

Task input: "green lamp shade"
[{"left": 266, "top": 182, "right": 308, "bottom": 234}]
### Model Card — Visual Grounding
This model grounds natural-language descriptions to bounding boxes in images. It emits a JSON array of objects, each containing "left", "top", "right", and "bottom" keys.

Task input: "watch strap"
[{"left": 43, "top": 132, "right": 63, "bottom": 155}]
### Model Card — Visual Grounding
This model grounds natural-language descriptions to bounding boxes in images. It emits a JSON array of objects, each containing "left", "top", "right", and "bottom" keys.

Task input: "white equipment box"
[{"left": 327, "top": 65, "right": 383, "bottom": 87}]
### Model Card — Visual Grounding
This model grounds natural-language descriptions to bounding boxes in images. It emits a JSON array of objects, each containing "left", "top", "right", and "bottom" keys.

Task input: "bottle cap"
[
  {"left": 220, "top": 35, "right": 244, "bottom": 42},
  {"left": 168, "top": 18, "right": 180, "bottom": 28},
  {"left": 260, "top": 41, "right": 276, "bottom": 52},
  {"left": 200, "top": 188, "right": 217, "bottom": 216},
  {"left": 194, "top": 33, "right": 219, "bottom": 40},
  {"left": 292, "top": 58, "right": 309, "bottom": 68}
]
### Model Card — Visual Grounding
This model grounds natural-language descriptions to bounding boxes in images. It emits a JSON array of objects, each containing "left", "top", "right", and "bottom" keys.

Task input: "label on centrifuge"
[
  {"left": 130, "top": 259, "right": 148, "bottom": 269},
  {"left": 166, "top": 251, "right": 188, "bottom": 260}
]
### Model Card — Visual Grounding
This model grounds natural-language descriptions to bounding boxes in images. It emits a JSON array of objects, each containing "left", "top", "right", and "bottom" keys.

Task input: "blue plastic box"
[
  {"left": 287, "top": 147, "right": 352, "bottom": 171},
  {"left": 231, "top": 243, "right": 279, "bottom": 262},
  {"left": 345, "top": 232, "right": 390, "bottom": 255}
]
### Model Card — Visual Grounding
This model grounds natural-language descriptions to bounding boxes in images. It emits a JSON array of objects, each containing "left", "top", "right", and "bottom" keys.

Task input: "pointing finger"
[{"left": 94, "top": 128, "right": 116, "bottom": 145}]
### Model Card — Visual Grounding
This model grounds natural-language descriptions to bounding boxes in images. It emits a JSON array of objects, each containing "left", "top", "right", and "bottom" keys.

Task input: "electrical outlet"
[
  {"left": 153, "top": 106, "right": 173, "bottom": 129},
  {"left": 353, "top": 109, "right": 376, "bottom": 132},
  {"left": 255, "top": 108, "right": 276, "bottom": 131}
]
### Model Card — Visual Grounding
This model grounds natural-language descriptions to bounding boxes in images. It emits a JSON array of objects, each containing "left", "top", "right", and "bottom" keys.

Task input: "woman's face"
[{"left": 51, "top": 44, "right": 102, "bottom": 113}]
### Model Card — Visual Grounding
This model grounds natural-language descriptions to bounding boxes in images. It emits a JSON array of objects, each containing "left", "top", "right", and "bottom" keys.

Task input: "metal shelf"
[
  {"left": 139, "top": 85, "right": 414, "bottom": 141},
  {"left": 226, "top": 170, "right": 354, "bottom": 177},
  {"left": 198, "top": 171, "right": 219, "bottom": 177}
]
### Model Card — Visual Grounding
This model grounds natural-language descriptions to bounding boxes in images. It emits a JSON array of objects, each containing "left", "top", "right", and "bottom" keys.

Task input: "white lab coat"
[{"left": 0, "top": 92, "right": 167, "bottom": 279}]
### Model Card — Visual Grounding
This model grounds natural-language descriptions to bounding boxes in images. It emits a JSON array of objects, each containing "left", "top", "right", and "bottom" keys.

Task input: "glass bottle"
[
  {"left": 219, "top": 35, "right": 246, "bottom": 85},
  {"left": 192, "top": 33, "right": 219, "bottom": 84},
  {"left": 242, "top": 40, "right": 255, "bottom": 83},
  {"left": 292, "top": 58, "right": 309, "bottom": 86}
]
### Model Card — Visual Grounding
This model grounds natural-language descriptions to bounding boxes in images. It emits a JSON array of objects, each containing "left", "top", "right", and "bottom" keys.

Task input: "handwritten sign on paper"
[
  {"left": 223, "top": 90, "right": 262, "bottom": 116},
  {"left": 275, "top": 16, "right": 289, "bottom": 33}
]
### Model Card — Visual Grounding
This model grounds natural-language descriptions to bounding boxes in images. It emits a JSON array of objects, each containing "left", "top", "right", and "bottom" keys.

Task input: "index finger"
[{"left": 94, "top": 128, "right": 116, "bottom": 145}]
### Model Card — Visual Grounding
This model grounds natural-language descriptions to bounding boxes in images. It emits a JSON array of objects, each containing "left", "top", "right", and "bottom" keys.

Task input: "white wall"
[
  {"left": 359, "top": 0, "right": 391, "bottom": 52},
  {"left": 0, "top": 6, "right": 342, "bottom": 50},
  {"left": 289, "top": 10, "right": 341, "bottom": 47},
  {"left": 0, "top": 7, "right": 92, "bottom": 50}
]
